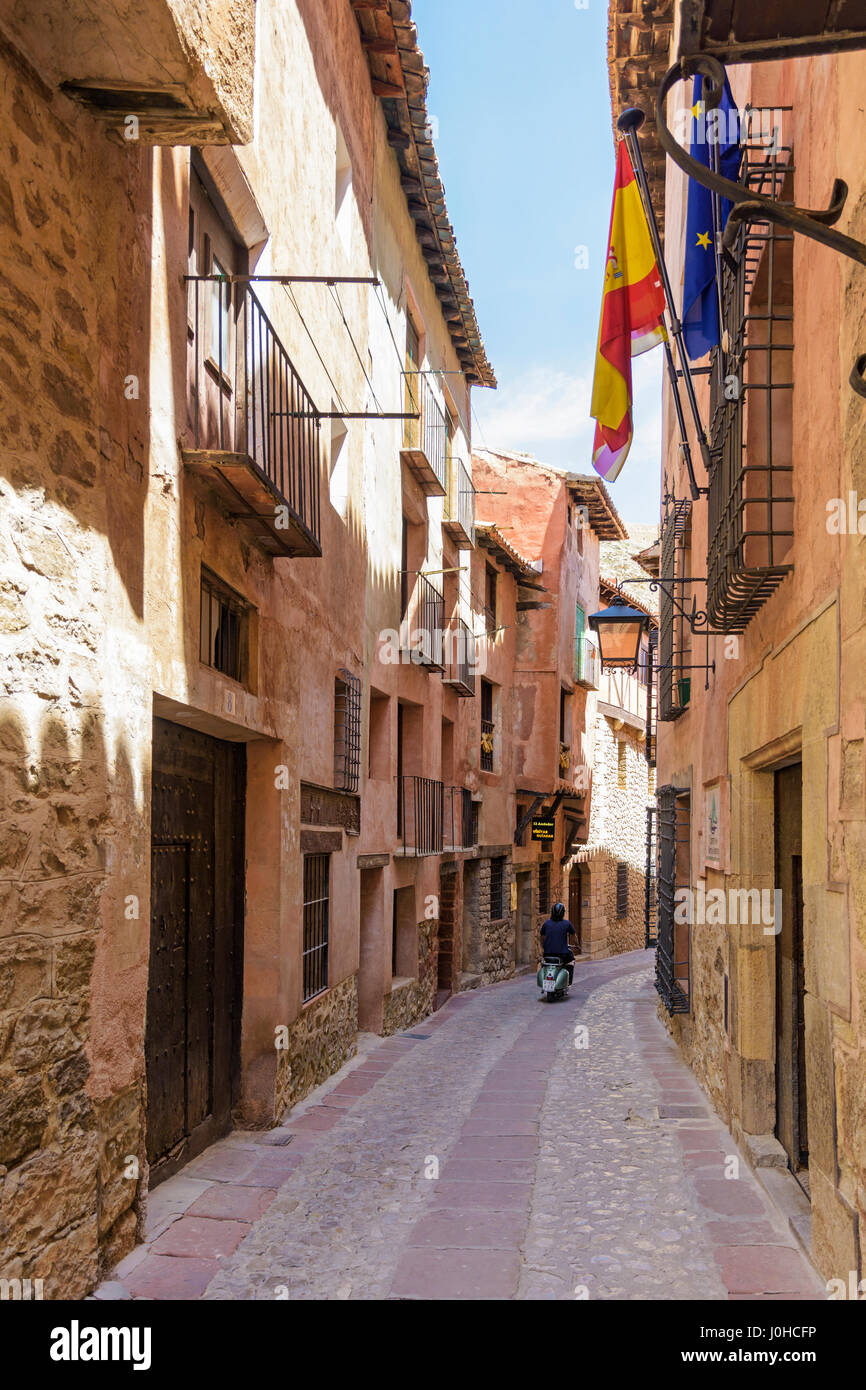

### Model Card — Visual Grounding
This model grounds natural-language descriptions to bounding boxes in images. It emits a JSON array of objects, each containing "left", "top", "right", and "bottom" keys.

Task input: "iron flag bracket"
[{"left": 655, "top": 53, "right": 866, "bottom": 396}]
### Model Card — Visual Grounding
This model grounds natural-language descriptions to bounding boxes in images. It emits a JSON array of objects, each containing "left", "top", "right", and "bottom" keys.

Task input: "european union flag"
[{"left": 682, "top": 73, "right": 740, "bottom": 361}]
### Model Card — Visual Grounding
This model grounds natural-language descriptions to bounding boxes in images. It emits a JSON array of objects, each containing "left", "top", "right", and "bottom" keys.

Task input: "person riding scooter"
[{"left": 539, "top": 901, "right": 577, "bottom": 985}]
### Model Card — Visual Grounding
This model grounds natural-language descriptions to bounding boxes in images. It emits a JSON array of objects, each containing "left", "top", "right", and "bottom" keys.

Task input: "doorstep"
[{"left": 742, "top": 1133, "right": 814, "bottom": 1265}]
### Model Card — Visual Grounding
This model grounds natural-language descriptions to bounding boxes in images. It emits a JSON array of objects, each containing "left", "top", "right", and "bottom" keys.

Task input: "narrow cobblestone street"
[{"left": 98, "top": 954, "right": 824, "bottom": 1302}]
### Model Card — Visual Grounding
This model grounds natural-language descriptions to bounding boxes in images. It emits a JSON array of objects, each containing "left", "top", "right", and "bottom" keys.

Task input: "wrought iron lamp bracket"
[
  {"left": 655, "top": 54, "right": 866, "bottom": 397},
  {"left": 610, "top": 576, "right": 711, "bottom": 634}
]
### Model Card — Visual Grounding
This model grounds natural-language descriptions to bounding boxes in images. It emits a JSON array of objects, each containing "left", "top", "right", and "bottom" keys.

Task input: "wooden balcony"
[
  {"left": 183, "top": 277, "right": 321, "bottom": 560},
  {"left": 442, "top": 454, "right": 475, "bottom": 546},
  {"left": 401, "top": 373, "right": 447, "bottom": 496},
  {"left": 442, "top": 619, "right": 476, "bottom": 697}
]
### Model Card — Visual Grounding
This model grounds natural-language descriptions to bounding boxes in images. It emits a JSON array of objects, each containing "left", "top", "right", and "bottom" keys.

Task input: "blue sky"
[{"left": 413, "top": 0, "right": 663, "bottom": 526}]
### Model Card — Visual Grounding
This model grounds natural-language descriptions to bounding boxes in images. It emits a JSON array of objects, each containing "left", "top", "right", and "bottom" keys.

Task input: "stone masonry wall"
[
  {"left": 275, "top": 974, "right": 359, "bottom": 1117},
  {"left": 0, "top": 35, "right": 152, "bottom": 1295},
  {"left": 580, "top": 716, "right": 651, "bottom": 957},
  {"left": 382, "top": 918, "right": 437, "bottom": 1035}
]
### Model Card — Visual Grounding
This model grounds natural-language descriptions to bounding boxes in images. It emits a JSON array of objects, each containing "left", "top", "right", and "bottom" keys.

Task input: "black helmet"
[{"left": 551, "top": 902, "right": 566, "bottom": 921}]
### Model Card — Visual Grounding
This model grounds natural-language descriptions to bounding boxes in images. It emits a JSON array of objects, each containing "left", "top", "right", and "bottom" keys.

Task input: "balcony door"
[{"left": 188, "top": 167, "right": 244, "bottom": 454}]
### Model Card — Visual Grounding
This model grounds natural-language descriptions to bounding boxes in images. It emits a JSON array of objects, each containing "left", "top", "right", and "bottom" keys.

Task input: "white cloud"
[{"left": 474, "top": 352, "right": 663, "bottom": 472}]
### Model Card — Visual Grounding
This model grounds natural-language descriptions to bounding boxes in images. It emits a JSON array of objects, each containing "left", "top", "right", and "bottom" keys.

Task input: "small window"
[
  {"left": 490, "top": 856, "right": 505, "bottom": 920},
  {"left": 538, "top": 860, "right": 551, "bottom": 914},
  {"left": 200, "top": 568, "right": 250, "bottom": 684},
  {"left": 617, "top": 740, "right": 627, "bottom": 790},
  {"left": 303, "top": 854, "right": 330, "bottom": 1002},
  {"left": 485, "top": 565, "right": 498, "bottom": 635},
  {"left": 334, "top": 670, "right": 361, "bottom": 793},
  {"left": 616, "top": 862, "right": 628, "bottom": 917}
]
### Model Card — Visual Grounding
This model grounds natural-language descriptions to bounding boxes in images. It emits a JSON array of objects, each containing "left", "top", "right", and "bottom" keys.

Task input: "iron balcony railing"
[
  {"left": 443, "top": 453, "right": 475, "bottom": 542},
  {"left": 398, "top": 776, "right": 444, "bottom": 856},
  {"left": 402, "top": 572, "right": 445, "bottom": 669},
  {"left": 187, "top": 275, "right": 321, "bottom": 549},
  {"left": 403, "top": 372, "right": 447, "bottom": 493},
  {"left": 445, "top": 786, "right": 478, "bottom": 850},
  {"left": 443, "top": 618, "right": 476, "bottom": 696}
]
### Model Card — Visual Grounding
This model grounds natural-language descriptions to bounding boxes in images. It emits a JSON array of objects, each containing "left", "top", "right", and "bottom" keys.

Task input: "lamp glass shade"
[{"left": 588, "top": 603, "right": 648, "bottom": 670}]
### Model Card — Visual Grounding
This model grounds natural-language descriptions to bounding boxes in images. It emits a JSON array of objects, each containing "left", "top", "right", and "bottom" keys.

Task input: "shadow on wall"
[{"left": 0, "top": 705, "right": 148, "bottom": 1299}]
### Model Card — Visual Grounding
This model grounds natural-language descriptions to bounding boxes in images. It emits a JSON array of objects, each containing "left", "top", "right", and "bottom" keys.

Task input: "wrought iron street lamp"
[{"left": 588, "top": 602, "right": 649, "bottom": 670}]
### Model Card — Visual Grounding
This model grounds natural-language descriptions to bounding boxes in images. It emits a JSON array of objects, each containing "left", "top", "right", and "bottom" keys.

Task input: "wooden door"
[
  {"left": 146, "top": 718, "right": 245, "bottom": 1185},
  {"left": 774, "top": 762, "right": 808, "bottom": 1181}
]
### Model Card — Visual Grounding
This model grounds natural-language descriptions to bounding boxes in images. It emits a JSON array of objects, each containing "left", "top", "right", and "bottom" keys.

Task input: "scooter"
[{"left": 537, "top": 955, "right": 570, "bottom": 1002}]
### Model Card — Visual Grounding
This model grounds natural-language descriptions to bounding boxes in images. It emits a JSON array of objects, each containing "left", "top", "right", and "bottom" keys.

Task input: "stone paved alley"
[{"left": 97, "top": 953, "right": 824, "bottom": 1302}]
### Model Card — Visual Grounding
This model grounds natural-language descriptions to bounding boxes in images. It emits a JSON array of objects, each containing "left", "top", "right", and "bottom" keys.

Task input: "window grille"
[
  {"left": 334, "top": 670, "right": 361, "bottom": 793},
  {"left": 706, "top": 108, "right": 794, "bottom": 632},
  {"left": 645, "top": 628, "right": 657, "bottom": 765},
  {"left": 658, "top": 500, "right": 691, "bottom": 721},
  {"left": 302, "top": 854, "right": 329, "bottom": 1002},
  {"left": 645, "top": 804, "right": 658, "bottom": 947},
  {"left": 617, "top": 740, "right": 627, "bottom": 790},
  {"left": 200, "top": 568, "right": 250, "bottom": 684},
  {"left": 480, "top": 678, "right": 494, "bottom": 772},
  {"left": 490, "top": 856, "right": 505, "bottom": 920},
  {"left": 538, "top": 860, "right": 551, "bottom": 914},
  {"left": 656, "top": 786, "right": 690, "bottom": 1014},
  {"left": 616, "top": 862, "right": 628, "bottom": 917}
]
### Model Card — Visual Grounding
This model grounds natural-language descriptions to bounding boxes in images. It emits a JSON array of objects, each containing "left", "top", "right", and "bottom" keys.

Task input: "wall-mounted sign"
[
  {"left": 531, "top": 817, "right": 556, "bottom": 841},
  {"left": 704, "top": 783, "right": 721, "bottom": 864}
]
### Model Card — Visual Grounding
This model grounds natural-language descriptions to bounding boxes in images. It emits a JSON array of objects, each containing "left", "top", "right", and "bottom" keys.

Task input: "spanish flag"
[{"left": 591, "top": 140, "right": 666, "bottom": 482}]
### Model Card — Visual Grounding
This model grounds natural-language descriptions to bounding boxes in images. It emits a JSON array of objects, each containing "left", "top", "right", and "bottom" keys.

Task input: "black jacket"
[{"left": 540, "top": 918, "right": 575, "bottom": 955}]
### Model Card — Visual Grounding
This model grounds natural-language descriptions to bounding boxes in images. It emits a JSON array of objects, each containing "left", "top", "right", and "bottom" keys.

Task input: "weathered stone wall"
[
  {"left": 382, "top": 919, "right": 437, "bottom": 1035},
  {"left": 461, "top": 852, "right": 515, "bottom": 988},
  {"left": 275, "top": 974, "right": 358, "bottom": 1117},
  {"left": 0, "top": 29, "right": 152, "bottom": 1296},
  {"left": 579, "top": 716, "right": 650, "bottom": 957}
]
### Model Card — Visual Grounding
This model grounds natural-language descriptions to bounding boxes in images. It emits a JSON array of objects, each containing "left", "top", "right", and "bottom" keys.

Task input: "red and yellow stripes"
[{"left": 590, "top": 140, "right": 666, "bottom": 482}]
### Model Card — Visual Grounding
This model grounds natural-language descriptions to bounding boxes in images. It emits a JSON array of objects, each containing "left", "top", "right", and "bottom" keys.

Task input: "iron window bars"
[
  {"left": 706, "top": 107, "right": 795, "bottom": 632},
  {"left": 645, "top": 628, "right": 657, "bottom": 766},
  {"left": 616, "top": 862, "right": 629, "bottom": 918},
  {"left": 199, "top": 567, "right": 250, "bottom": 683},
  {"left": 187, "top": 276, "right": 322, "bottom": 552},
  {"left": 645, "top": 804, "right": 658, "bottom": 948},
  {"left": 538, "top": 860, "right": 551, "bottom": 915},
  {"left": 489, "top": 856, "right": 505, "bottom": 921},
  {"left": 658, "top": 499, "right": 692, "bottom": 720},
  {"left": 334, "top": 669, "right": 361, "bottom": 794},
  {"left": 398, "top": 776, "right": 444, "bottom": 856},
  {"left": 656, "top": 785, "right": 691, "bottom": 1014},
  {"left": 302, "top": 853, "right": 330, "bottom": 1002},
  {"left": 480, "top": 678, "right": 495, "bottom": 772}
]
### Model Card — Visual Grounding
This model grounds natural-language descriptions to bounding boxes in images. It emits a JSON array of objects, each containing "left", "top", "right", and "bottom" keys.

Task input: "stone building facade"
[
  {"left": 0, "top": 0, "right": 501, "bottom": 1298},
  {"left": 608, "top": 1, "right": 866, "bottom": 1283},
  {"left": 577, "top": 534, "right": 659, "bottom": 959}
]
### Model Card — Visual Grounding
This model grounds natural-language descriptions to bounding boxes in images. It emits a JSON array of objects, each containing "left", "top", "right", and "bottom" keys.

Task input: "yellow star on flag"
[
  {"left": 692, "top": 99, "right": 705, "bottom": 119},
  {"left": 696, "top": 230, "right": 712, "bottom": 249}
]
